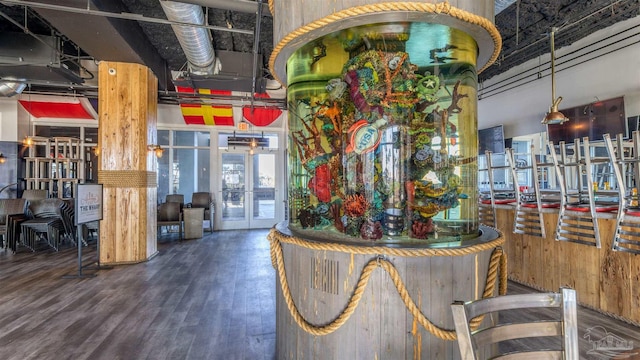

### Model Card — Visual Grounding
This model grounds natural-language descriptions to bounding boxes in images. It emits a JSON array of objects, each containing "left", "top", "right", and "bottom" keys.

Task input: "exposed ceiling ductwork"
[
  {"left": 161, "top": 0, "right": 266, "bottom": 93},
  {"left": 0, "top": 0, "right": 634, "bottom": 101},
  {"left": 160, "top": 0, "right": 220, "bottom": 76},
  {"left": 494, "top": 0, "right": 517, "bottom": 15},
  {"left": 0, "top": 81, "right": 26, "bottom": 97}
]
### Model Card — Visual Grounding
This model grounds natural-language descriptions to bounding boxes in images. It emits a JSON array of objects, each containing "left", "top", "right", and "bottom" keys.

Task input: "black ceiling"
[{"left": 0, "top": 0, "right": 636, "bottom": 99}]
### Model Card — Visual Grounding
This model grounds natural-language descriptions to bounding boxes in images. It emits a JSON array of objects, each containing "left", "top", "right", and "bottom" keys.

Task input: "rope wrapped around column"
[
  {"left": 98, "top": 170, "right": 157, "bottom": 188},
  {"left": 268, "top": 229, "right": 508, "bottom": 339},
  {"left": 269, "top": 1, "right": 503, "bottom": 84}
]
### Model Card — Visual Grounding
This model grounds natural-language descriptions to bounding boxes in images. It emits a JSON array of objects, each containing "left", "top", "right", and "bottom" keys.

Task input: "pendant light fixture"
[{"left": 542, "top": 27, "right": 569, "bottom": 125}]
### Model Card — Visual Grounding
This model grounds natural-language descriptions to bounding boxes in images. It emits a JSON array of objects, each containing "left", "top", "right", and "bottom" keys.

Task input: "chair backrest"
[
  {"left": 165, "top": 194, "right": 184, "bottom": 205},
  {"left": 158, "top": 202, "right": 181, "bottom": 222},
  {"left": 28, "top": 198, "right": 65, "bottom": 219},
  {"left": 0, "top": 198, "right": 27, "bottom": 226},
  {"left": 191, "top": 192, "right": 212, "bottom": 209},
  {"left": 21, "top": 189, "right": 49, "bottom": 201},
  {"left": 451, "top": 287, "right": 578, "bottom": 360}
]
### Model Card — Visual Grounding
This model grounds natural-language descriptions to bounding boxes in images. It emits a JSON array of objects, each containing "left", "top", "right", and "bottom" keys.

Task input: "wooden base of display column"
[
  {"left": 269, "top": 223, "right": 506, "bottom": 359},
  {"left": 97, "top": 61, "right": 158, "bottom": 265}
]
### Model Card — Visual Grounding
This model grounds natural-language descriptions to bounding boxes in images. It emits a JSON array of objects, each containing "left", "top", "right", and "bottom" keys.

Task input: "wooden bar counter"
[{"left": 495, "top": 206, "right": 640, "bottom": 324}]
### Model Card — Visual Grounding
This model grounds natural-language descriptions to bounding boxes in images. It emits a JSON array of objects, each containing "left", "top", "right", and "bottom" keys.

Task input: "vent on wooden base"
[{"left": 311, "top": 258, "right": 339, "bottom": 295}]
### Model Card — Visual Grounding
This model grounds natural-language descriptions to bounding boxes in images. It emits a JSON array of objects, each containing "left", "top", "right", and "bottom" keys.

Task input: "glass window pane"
[
  {"left": 175, "top": 131, "right": 210, "bottom": 147},
  {"left": 84, "top": 146, "right": 98, "bottom": 183},
  {"left": 158, "top": 130, "right": 170, "bottom": 146},
  {"left": 172, "top": 148, "right": 210, "bottom": 203},
  {"left": 35, "top": 125, "right": 81, "bottom": 138},
  {"left": 157, "top": 151, "right": 171, "bottom": 203},
  {"left": 84, "top": 127, "right": 98, "bottom": 143}
]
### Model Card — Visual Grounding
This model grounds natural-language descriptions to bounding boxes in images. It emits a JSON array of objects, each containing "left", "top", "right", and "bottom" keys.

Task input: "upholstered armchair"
[
  {"left": 157, "top": 201, "right": 183, "bottom": 241},
  {"left": 165, "top": 194, "right": 185, "bottom": 211},
  {"left": 190, "top": 192, "right": 214, "bottom": 232}
]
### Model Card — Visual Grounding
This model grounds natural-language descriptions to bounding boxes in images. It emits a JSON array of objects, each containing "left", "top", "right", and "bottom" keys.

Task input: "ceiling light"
[{"left": 542, "top": 27, "right": 569, "bottom": 125}]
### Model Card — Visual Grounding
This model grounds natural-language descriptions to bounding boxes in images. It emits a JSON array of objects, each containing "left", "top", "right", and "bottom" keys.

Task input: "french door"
[{"left": 218, "top": 151, "right": 280, "bottom": 229}]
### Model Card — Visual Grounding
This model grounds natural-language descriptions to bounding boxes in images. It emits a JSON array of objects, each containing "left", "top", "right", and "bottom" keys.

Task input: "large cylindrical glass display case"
[{"left": 287, "top": 22, "right": 480, "bottom": 243}]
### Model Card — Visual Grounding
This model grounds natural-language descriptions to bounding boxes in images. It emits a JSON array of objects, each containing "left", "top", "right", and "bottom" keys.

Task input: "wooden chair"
[
  {"left": 451, "top": 287, "right": 578, "bottom": 360},
  {"left": 190, "top": 192, "right": 214, "bottom": 232},
  {"left": 157, "top": 201, "right": 183, "bottom": 241}
]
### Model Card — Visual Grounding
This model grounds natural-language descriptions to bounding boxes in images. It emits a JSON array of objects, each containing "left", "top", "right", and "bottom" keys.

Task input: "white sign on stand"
[
  {"left": 64, "top": 183, "right": 104, "bottom": 279},
  {"left": 75, "top": 184, "right": 103, "bottom": 225}
]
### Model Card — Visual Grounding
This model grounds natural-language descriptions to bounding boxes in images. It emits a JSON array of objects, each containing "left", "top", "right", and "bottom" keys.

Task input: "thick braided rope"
[
  {"left": 268, "top": 229, "right": 507, "bottom": 339},
  {"left": 268, "top": 227, "right": 505, "bottom": 257},
  {"left": 268, "top": 1, "right": 502, "bottom": 85},
  {"left": 98, "top": 170, "right": 157, "bottom": 188}
]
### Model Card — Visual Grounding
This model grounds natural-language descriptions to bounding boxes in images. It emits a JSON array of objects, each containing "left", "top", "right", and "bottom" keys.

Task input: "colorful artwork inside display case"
[{"left": 286, "top": 22, "right": 481, "bottom": 244}]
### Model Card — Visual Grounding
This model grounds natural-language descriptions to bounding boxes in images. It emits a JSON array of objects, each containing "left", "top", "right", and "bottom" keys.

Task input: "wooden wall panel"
[
  {"left": 98, "top": 61, "right": 158, "bottom": 265},
  {"left": 630, "top": 255, "right": 640, "bottom": 323},
  {"left": 599, "top": 219, "right": 633, "bottom": 320},
  {"left": 541, "top": 212, "right": 560, "bottom": 291},
  {"left": 496, "top": 208, "right": 638, "bottom": 323},
  {"left": 495, "top": 208, "right": 522, "bottom": 282}
]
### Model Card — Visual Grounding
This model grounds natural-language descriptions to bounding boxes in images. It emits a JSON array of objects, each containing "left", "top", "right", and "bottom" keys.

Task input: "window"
[{"left": 156, "top": 130, "right": 211, "bottom": 204}]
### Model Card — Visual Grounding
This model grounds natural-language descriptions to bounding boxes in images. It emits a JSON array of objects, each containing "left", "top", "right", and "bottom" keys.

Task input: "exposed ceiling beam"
[
  {"left": 176, "top": 0, "right": 271, "bottom": 16},
  {"left": 0, "top": 0, "right": 254, "bottom": 34}
]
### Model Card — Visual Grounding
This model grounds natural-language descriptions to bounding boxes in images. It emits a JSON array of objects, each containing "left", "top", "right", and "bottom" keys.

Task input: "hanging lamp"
[{"left": 542, "top": 27, "right": 569, "bottom": 125}]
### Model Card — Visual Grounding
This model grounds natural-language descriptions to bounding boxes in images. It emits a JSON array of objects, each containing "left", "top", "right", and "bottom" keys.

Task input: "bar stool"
[
  {"left": 506, "top": 146, "right": 556, "bottom": 238},
  {"left": 606, "top": 131, "right": 640, "bottom": 254},
  {"left": 549, "top": 137, "right": 619, "bottom": 248},
  {"left": 478, "top": 150, "right": 516, "bottom": 227}
]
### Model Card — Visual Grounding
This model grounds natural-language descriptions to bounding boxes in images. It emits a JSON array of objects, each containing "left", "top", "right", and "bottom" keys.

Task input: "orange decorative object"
[{"left": 344, "top": 194, "right": 368, "bottom": 218}]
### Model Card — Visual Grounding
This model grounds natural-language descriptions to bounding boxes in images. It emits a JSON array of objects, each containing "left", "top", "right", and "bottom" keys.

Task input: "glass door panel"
[
  {"left": 221, "top": 153, "right": 247, "bottom": 227},
  {"left": 251, "top": 153, "right": 276, "bottom": 227},
  {"left": 219, "top": 151, "right": 280, "bottom": 229}
]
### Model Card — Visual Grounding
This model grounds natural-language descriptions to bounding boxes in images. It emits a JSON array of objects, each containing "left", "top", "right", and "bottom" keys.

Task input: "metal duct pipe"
[
  {"left": 495, "top": 0, "right": 517, "bottom": 14},
  {"left": 0, "top": 81, "right": 26, "bottom": 97},
  {"left": 160, "top": 1, "right": 220, "bottom": 76}
]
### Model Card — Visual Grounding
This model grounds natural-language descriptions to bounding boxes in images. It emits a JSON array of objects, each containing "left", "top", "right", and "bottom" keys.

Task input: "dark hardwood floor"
[
  {"left": 0, "top": 230, "right": 276, "bottom": 360},
  {"left": 1, "top": 230, "right": 639, "bottom": 359}
]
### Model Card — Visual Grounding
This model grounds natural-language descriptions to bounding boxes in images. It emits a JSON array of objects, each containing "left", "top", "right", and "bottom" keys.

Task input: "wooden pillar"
[{"left": 97, "top": 61, "right": 158, "bottom": 264}]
